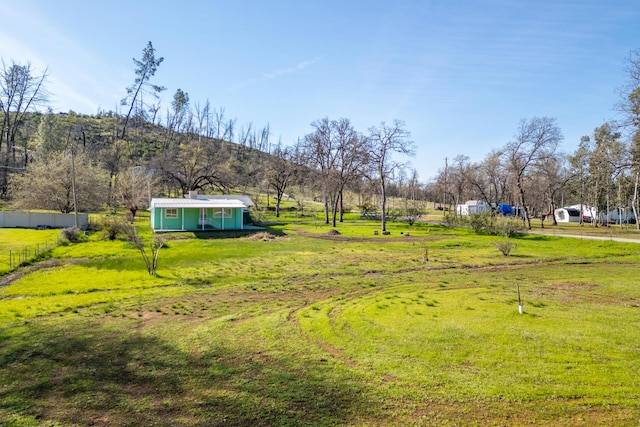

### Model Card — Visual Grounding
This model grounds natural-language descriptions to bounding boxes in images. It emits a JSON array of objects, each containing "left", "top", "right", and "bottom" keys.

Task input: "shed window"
[
  {"left": 213, "top": 208, "right": 232, "bottom": 218},
  {"left": 165, "top": 208, "right": 178, "bottom": 218}
]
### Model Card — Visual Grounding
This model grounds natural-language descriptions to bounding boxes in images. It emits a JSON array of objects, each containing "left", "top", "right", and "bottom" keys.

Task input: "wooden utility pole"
[
  {"left": 70, "top": 143, "right": 79, "bottom": 228},
  {"left": 443, "top": 157, "right": 448, "bottom": 215}
]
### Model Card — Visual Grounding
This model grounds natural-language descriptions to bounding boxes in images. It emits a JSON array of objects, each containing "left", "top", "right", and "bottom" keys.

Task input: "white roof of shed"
[
  {"left": 196, "top": 194, "right": 254, "bottom": 207},
  {"left": 151, "top": 198, "right": 247, "bottom": 209}
]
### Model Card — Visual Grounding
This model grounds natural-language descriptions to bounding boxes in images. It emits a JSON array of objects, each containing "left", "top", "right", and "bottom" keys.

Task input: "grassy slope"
[{"left": 1, "top": 217, "right": 639, "bottom": 426}]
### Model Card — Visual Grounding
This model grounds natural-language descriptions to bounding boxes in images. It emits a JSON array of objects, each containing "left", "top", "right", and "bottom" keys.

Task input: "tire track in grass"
[{"left": 286, "top": 286, "right": 401, "bottom": 382}]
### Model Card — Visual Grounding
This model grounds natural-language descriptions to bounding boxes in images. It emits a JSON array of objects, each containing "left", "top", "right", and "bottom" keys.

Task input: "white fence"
[{"left": 0, "top": 211, "right": 88, "bottom": 230}]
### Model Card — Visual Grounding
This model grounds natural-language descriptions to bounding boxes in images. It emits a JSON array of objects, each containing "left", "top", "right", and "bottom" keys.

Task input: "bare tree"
[
  {"left": 538, "top": 154, "right": 573, "bottom": 227},
  {"left": 302, "top": 117, "right": 339, "bottom": 224},
  {"left": 503, "top": 117, "right": 563, "bottom": 229},
  {"left": 0, "top": 60, "right": 48, "bottom": 197},
  {"left": 448, "top": 155, "right": 471, "bottom": 210},
  {"left": 121, "top": 221, "right": 163, "bottom": 276},
  {"left": 208, "top": 106, "right": 236, "bottom": 141},
  {"left": 115, "top": 166, "right": 156, "bottom": 222},
  {"left": 588, "top": 123, "right": 626, "bottom": 225},
  {"left": 332, "top": 118, "right": 369, "bottom": 224},
  {"left": 462, "top": 150, "right": 509, "bottom": 207},
  {"left": 619, "top": 49, "right": 640, "bottom": 229},
  {"left": 265, "top": 142, "right": 298, "bottom": 217},
  {"left": 194, "top": 99, "right": 210, "bottom": 142},
  {"left": 367, "top": 120, "right": 415, "bottom": 232},
  {"left": 154, "top": 139, "right": 232, "bottom": 195},
  {"left": 300, "top": 117, "right": 369, "bottom": 226},
  {"left": 568, "top": 136, "right": 593, "bottom": 225}
]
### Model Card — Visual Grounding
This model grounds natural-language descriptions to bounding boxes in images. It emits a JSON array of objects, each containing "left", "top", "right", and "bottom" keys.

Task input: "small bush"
[
  {"left": 468, "top": 213, "right": 493, "bottom": 233},
  {"left": 465, "top": 214, "right": 526, "bottom": 238},
  {"left": 249, "top": 206, "right": 267, "bottom": 225},
  {"left": 420, "top": 242, "right": 429, "bottom": 263},
  {"left": 488, "top": 217, "right": 526, "bottom": 238},
  {"left": 441, "top": 213, "right": 460, "bottom": 228},
  {"left": 495, "top": 239, "right": 517, "bottom": 256},
  {"left": 98, "top": 217, "right": 130, "bottom": 240},
  {"left": 58, "top": 227, "right": 87, "bottom": 244}
]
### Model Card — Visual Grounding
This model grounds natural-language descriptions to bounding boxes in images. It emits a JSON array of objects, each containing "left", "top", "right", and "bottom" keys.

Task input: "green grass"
[
  {"left": 298, "top": 263, "right": 640, "bottom": 403},
  {"left": 1, "top": 216, "right": 640, "bottom": 425},
  {"left": 0, "top": 228, "right": 59, "bottom": 273}
]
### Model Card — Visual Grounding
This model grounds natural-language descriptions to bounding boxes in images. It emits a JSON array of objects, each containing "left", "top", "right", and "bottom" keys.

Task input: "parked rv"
[
  {"left": 455, "top": 200, "right": 491, "bottom": 216},
  {"left": 554, "top": 207, "right": 581, "bottom": 223}
]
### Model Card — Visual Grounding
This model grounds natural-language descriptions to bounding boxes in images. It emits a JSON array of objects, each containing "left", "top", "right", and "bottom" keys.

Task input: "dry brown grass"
[{"left": 245, "top": 231, "right": 278, "bottom": 241}]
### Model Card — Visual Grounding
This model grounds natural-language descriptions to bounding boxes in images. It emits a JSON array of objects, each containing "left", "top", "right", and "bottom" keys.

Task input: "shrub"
[
  {"left": 441, "top": 213, "right": 460, "bottom": 228},
  {"left": 420, "top": 242, "right": 429, "bottom": 263},
  {"left": 58, "top": 227, "right": 87, "bottom": 244},
  {"left": 249, "top": 206, "right": 267, "bottom": 225},
  {"left": 468, "top": 213, "right": 493, "bottom": 233},
  {"left": 98, "top": 217, "right": 130, "bottom": 240},
  {"left": 466, "top": 214, "right": 525, "bottom": 238},
  {"left": 495, "top": 239, "right": 517, "bottom": 256},
  {"left": 492, "top": 217, "right": 526, "bottom": 238}
]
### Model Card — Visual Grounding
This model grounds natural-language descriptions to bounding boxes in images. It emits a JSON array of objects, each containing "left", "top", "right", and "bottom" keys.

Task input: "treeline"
[
  {"left": 0, "top": 42, "right": 421, "bottom": 231},
  {"left": 3, "top": 42, "right": 639, "bottom": 231},
  {"left": 430, "top": 49, "right": 640, "bottom": 229}
]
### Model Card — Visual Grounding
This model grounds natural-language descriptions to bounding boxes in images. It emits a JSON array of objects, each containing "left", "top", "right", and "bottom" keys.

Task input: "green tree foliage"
[{"left": 120, "top": 41, "right": 165, "bottom": 139}]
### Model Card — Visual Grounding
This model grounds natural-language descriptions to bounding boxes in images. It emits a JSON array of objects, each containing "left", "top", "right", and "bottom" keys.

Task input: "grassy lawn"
[
  {"left": 1, "top": 216, "right": 639, "bottom": 426},
  {"left": 0, "top": 228, "right": 59, "bottom": 274}
]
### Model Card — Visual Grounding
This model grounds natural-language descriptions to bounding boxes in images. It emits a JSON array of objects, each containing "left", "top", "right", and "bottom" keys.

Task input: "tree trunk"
[
  {"left": 517, "top": 182, "right": 531, "bottom": 229},
  {"left": 633, "top": 171, "right": 639, "bottom": 230},
  {"left": 380, "top": 178, "right": 387, "bottom": 232},
  {"left": 331, "top": 196, "right": 338, "bottom": 228},
  {"left": 323, "top": 198, "right": 329, "bottom": 224},
  {"left": 275, "top": 190, "right": 282, "bottom": 218}
]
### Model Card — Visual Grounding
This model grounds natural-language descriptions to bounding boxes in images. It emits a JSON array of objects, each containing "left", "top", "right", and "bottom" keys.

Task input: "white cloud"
[
  {"left": 229, "top": 56, "right": 321, "bottom": 90},
  {"left": 263, "top": 56, "right": 321, "bottom": 80}
]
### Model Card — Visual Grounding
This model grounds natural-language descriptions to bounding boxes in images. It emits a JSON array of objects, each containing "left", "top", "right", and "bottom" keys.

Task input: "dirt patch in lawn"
[{"left": 530, "top": 281, "right": 640, "bottom": 307}]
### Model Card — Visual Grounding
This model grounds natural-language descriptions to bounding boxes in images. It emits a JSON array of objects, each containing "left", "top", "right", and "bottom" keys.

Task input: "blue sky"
[{"left": 2, "top": 1, "right": 639, "bottom": 181}]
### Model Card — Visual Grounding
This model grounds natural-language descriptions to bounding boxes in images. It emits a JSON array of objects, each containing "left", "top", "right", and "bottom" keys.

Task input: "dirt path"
[
  {"left": 527, "top": 231, "right": 640, "bottom": 243},
  {"left": 0, "top": 258, "right": 88, "bottom": 290}
]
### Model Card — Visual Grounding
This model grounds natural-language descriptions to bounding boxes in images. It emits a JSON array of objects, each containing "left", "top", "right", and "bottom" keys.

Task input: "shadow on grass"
[
  {"left": 0, "top": 318, "right": 372, "bottom": 426},
  {"left": 193, "top": 226, "right": 287, "bottom": 240}
]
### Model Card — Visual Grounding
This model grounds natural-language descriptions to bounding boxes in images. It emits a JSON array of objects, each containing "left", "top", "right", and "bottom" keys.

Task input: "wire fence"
[{"left": 8, "top": 241, "right": 52, "bottom": 268}]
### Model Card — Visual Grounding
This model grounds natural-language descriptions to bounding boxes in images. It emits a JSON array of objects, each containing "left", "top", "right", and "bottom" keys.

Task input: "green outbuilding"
[{"left": 149, "top": 193, "right": 253, "bottom": 232}]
